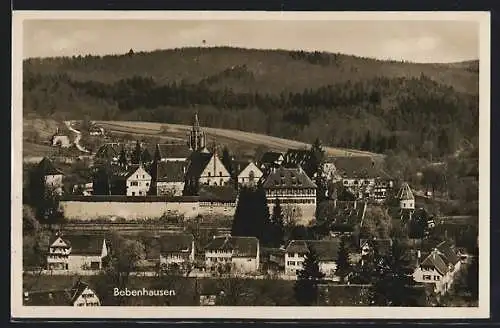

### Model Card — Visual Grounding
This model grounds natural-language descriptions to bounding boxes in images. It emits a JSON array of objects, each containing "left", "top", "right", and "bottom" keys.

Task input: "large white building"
[
  {"left": 204, "top": 236, "right": 260, "bottom": 274},
  {"left": 262, "top": 166, "right": 317, "bottom": 226},
  {"left": 46, "top": 233, "right": 109, "bottom": 273}
]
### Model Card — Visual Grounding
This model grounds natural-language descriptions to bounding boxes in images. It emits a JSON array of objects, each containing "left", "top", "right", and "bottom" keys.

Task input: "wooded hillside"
[{"left": 23, "top": 47, "right": 479, "bottom": 159}]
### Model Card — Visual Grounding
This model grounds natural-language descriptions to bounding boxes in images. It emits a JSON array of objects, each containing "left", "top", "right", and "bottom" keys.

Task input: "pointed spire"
[{"left": 397, "top": 182, "right": 415, "bottom": 201}]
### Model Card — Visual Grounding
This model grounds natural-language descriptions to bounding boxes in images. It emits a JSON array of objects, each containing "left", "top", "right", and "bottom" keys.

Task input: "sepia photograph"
[{"left": 11, "top": 11, "right": 490, "bottom": 319}]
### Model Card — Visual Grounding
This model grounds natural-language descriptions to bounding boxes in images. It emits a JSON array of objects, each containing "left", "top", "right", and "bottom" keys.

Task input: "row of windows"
[
  {"left": 207, "top": 171, "right": 225, "bottom": 177},
  {"left": 77, "top": 302, "right": 100, "bottom": 306},
  {"left": 422, "top": 275, "right": 441, "bottom": 281},
  {"left": 130, "top": 181, "right": 149, "bottom": 187},
  {"left": 267, "top": 189, "right": 315, "bottom": 196},
  {"left": 343, "top": 179, "right": 374, "bottom": 185},
  {"left": 267, "top": 198, "right": 315, "bottom": 205},
  {"left": 286, "top": 260, "right": 303, "bottom": 266},
  {"left": 207, "top": 257, "right": 231, "bottom": 262}
]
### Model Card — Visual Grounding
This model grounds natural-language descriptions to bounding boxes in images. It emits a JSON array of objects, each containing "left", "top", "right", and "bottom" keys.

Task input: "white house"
[
  {"left": 262, "top": 166, "right": 317, "bottom": 226},
  {"left": 158, "top": 234, "right": 195, "bottom": 266},
  {"left": 284, "top": 239, "right": 341, "bottom": 278},
  {"left": 184, "top": 151, "right": 232, "bottom": 190},
  {"left": 66, "top": 234, "right": 109, "bottom": 273},
  {"left": 152, "top": 161, "right": 186, "bottom": 196},
  {"left": 413, "top": 241, "right": 462, "bottom": 295},
  {"left": 234, "top": 161, "right": 263, "bottom": 187},
  {"left": 51, "top": 128, "right": 71, "bottom": 148},
  {"left": 397, "top": 182, "right": 415, "bottom": 210},
  {"left": 112, "top": 163, "right": 152, "bottom": 196},
  {"left": 204, "top": 236, "right": 260, "bottom": 274},
  {"left": 46, "top": 235, "right": 71, "bottom": 270}
]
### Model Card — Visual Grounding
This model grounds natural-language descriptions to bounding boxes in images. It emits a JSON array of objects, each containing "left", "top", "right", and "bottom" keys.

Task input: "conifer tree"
[
  {"left": 118, "top": 146, "right": 127, "bottom": 167},
  {"left": 294, "top": 247, "right": 325, "bottom": 305},
  {"left": 131, "top": 140, "right": 142, "bottom": 164},
  {"left": 268, "top": 198, "right": 285, "bottom": 247},
  {"left": 336, "top": 236, "right": 351, "bottom": 283}
]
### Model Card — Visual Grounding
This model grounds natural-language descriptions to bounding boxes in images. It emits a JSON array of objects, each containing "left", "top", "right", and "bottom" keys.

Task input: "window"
[
  {"left": 142, "top": 175, "right": 145, "bottom": 178},
  {"left": 220, "top": 179, "right": 223, "bottom": 185},
  {"left": 132, "top": 192, "right": 135, "bottom": 196},
  {"left": 208, "top": 172, "right": 211, "bottom": 177},
  {"left": 146, "top": 182, "right": 149, "bottom": 186},
  {"left": 423, "top": 275, "right": 432, "bottom": 281},
  {"left": 434, "top": 276, "right": 441, "bottom": 281},
  {"left": 90, "top": 262, "right": 100, "bottom": 270},
  {"left": 344, "top": 180, "right": 348, "bottom": 185},
  {"left": 139, "top": 191, "right": 142, "bottom": 196},
  {"left": 219, "top": 171, "right": 222, "bottom": 177},
  {"left": 130, "top": 181, "right": 138, "bottom": 186}
]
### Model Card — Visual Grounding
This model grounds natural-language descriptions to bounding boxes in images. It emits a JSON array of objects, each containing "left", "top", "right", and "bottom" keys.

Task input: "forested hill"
[{"left": 23, "top": 47, "right": 479, "bottom": 159}]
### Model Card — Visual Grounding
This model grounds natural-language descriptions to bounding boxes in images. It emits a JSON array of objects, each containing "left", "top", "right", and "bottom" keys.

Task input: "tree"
[
  {"left": 336, "top": 236, "right": 351, "bottom": 283},
  {"left": 368, "top": 240, "right": 420, "bottom": 306},
  {"left": 118, "top": 146, "right": 128, "bottom": 167},
  {"left": 267, "top": 198, "right": 285, "bottom": 247},
  {"left": 100, "top": 233, "right": 146, "bottom": 305},
  {"left": 294, "top": 247, "right": 325, "bottom": 305},
  {"left": 23, "top": 205, "right": 40, "bottom": 234},
  {"left": 232, "top": 186, "right": 270, "bottom": 242},
  {"left": 131, "top": 140, "right": 142, "bottom": 164},
  {"left": 466, "top": 245, "right": 478, "bottom": 302}
]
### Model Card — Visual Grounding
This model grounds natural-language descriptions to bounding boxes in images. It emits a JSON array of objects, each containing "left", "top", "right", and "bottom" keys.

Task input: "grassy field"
[{"left": 97, "top": 120, "right": 380, "bottom": 157}]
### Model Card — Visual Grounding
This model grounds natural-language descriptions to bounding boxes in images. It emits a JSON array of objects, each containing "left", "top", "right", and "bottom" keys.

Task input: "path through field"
[{"left": 96, "top": 120, "right": 381, "bottom": 158}]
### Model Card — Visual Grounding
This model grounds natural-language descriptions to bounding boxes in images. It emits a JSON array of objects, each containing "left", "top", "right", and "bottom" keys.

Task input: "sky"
[{"left": 22, "top": 19, "right": 479, "bottom": 63}]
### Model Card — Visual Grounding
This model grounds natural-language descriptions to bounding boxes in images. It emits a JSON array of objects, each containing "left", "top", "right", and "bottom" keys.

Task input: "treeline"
[{"left": 23, "top": 68, "right": 478, "bottom": 159}]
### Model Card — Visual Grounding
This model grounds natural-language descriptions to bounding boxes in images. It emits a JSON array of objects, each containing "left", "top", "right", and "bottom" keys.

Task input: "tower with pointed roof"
[
  {"left": 188, "top": 112, "right": 207, "bottom": 152},
  {"left": 396, "top": 182, "right": 415, "bottom": 210}
]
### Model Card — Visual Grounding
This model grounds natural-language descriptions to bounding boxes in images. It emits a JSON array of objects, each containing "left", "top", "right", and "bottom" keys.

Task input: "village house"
[
  {"left": 37, "top": 157, "right": 64, "bottom": 195},
  {"left": 232, "top": 160, "right": 263, "bottom": 188},
  {"left": 198, "top": 185, "right": 238, "bottom": 216},
  {"left": 258, "top": 151, "right": 284, "bottom": 173},
  {"left": 46, "top": 233, "right": 109, "bottom": 273},
  {"left": 111, "top": 163, "right": 152, "bottom": 196},
  {"left": 23, "top": 280, "right": 101, "bottom": 307},
  {"left": 154, "top": 143, "right": 192, "bottom": 163},
  {"left": 51, "top": 128, "right": 71, "bottom": 148},
  {"left": 184, "top": 150, "right": 232, "bottom": 191},
  {"left": 140, "top": 233, "right": 195, "bottom": 270},
  {"left": 331, "top": 157, "right": 393, "bottom": 201},
  {"left": 72, "top": 182, "right": 93, "bottom": 196},
  {"left": 94, "top": 143, "right": 121, "bottom": 164},
  {"left": 284, "top": 239, "right": 341, "bottom": 278},
  {"left": 397, "top": 182, "right": 416, "bottom": 210},
  {"left": 413, "top": 240, "right": 462, "bottom": 295},
  {"left": 150, "top": 161, "right": 187, "bottom": 196},
  {"left": 204, "top": 236, "right": 260, "bottom": 274},
  {"left": 262, "top": 166, "right": 317, "bottom": 226}
]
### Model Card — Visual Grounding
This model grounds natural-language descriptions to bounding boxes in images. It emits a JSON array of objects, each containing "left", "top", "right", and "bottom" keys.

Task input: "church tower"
[{"left": 188, "top": 112, "right": 207, "bottom": 152}]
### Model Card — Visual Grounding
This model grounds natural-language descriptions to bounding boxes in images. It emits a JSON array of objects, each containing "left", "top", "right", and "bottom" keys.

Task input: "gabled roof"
[
  {"left": 232, "top": 160, "right": 251, "bottom": 176},
  {"left": 331, "top": 156, "right": 383, "bottom": 179},
  {"left": 420, "top": 250, "right": 450, "bottom": 276},
  {"left": 69, "top": 280, "right": 91, "bottom": 303},
  {"left": 285, "top": 239, "right": 341, "bottom": 262},
  {"left": 185, "top": 151, "right": 213, "bottom": 179},
  {"left": 262, "top": 167, "right": 317, "bottom": 189},
  {"left": 397, "top": 182, "right": 415, "bottom": 201},
  {"left": 199, "top": 185, "right": 238, "bottom": 202},
  {"left": 436, "top": 240, "right": 460, "bottom": 265},
  {"left": 204, "top": 236, "right": 259, "bottom": 258},
  {"left": 155, "top": 161, "right": 186, "bottom": 183},
  {"left": 142, "top": 233, "right": 194, "bottom": 259},
  {"left": 155, "top": 143, "right": 192, "bottom": 160},
  {"left": 63, "top": 234, "right": 107, "bottom": 256},
  {"left": 259, "top": 151, "right": 284, "bottom": 164},
  {"left": 95, "top": 143, "right": 121, "bottom": 159},
  {"left": 112, "top": 164, "right": 149, "bottom": 181},
  {"left": 37, "top": 157, "right": 63, "bottom": 175}
]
